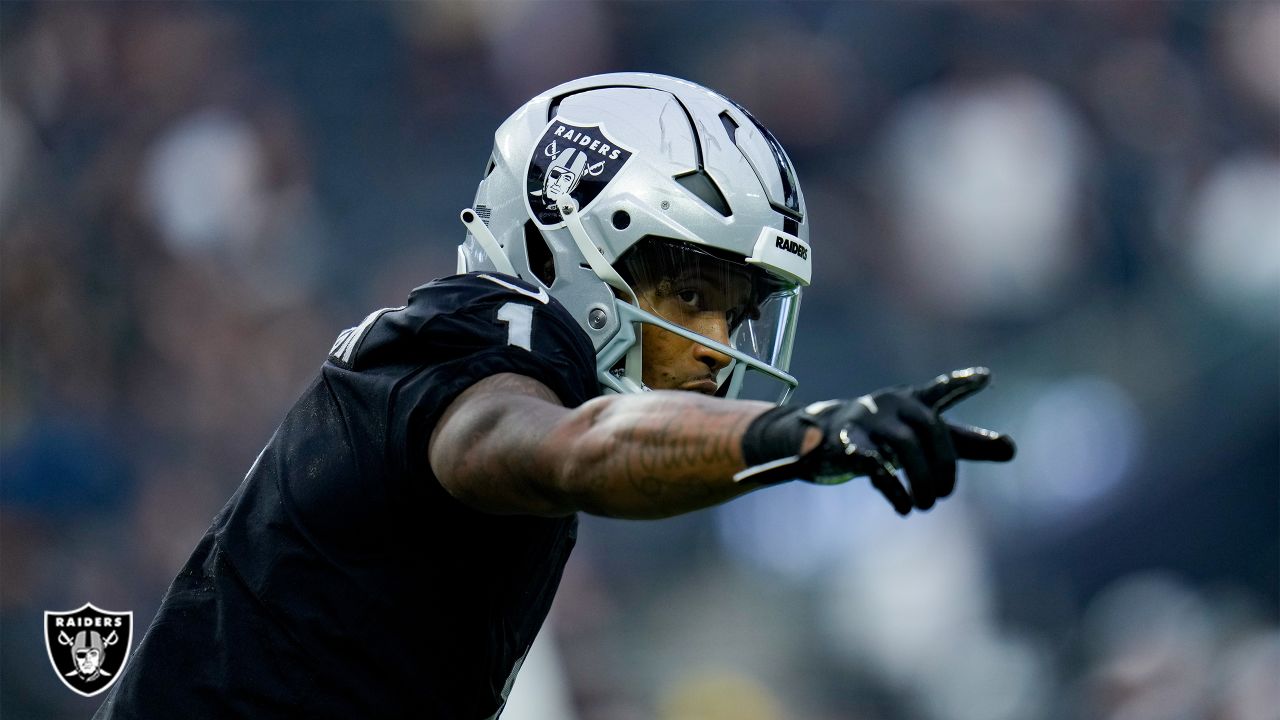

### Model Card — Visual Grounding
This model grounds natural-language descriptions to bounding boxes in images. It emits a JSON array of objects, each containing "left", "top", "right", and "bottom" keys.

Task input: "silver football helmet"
[{"left": 457, "top": 73, "right": 811, "bottom": 402}]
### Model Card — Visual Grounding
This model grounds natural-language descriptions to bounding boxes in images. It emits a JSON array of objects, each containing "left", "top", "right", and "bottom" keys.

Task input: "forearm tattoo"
[
  {"left": 589, "top": 397, "right": 758, "bottom": 515},
  {"left": 435, "top": 375, "right": 766, "bottom": 518}
]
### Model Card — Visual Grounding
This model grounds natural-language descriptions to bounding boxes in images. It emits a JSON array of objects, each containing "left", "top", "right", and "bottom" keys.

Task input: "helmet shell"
[{"left": 462, "top": 73, "right": 809, "bottom": 352}]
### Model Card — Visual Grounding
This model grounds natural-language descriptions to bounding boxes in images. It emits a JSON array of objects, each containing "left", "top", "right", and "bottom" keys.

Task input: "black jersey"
[{"left": 95, "top": 273, "right": 600, "bottom": 719}]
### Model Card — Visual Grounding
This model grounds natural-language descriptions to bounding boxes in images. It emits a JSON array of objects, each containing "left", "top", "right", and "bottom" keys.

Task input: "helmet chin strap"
[
  {"left": 555, "top": 196, "right": 645, "bottom": 385},
  {"left": 554, "top": 197, "right": 634, "bottom": 301},
  {"left": 460, "top": 208, "right": 518, "bottom": 277}
]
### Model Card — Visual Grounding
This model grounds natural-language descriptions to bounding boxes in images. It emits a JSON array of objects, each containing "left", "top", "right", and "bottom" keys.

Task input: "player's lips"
[{"left": 681, "top": 378, "right": 720, "bottom": 395}]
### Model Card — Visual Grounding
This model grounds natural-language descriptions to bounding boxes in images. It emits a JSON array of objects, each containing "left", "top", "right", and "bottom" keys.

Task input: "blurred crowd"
[{"left": 1, "top": 2, "right": 1276, "bottom": 719}]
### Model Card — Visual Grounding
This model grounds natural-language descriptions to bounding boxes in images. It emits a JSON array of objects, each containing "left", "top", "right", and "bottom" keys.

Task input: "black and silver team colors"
[{"left": 95, "top": 274, "right": 599, "bottom": 719}]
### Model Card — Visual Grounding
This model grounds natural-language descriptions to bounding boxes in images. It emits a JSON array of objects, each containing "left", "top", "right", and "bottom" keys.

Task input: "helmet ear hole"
[
  {"left": 611, "top": 210, "right": 631, "bottom": 230},
  {"left": 524, "top": 221, "right": 556, "bottom": 287},
  {"left": 674, "top": 170, "right": 732, "bottom": 217}
]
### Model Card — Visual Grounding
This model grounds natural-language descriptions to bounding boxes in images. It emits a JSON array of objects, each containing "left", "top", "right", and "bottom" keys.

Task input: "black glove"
[{"left": 736, "top": 367, "right": 1016, "bottom": 515}]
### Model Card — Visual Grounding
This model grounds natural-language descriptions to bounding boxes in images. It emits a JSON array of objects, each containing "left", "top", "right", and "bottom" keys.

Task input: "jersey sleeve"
[{"left": 322, "top": 272, "right": 600, "bottom": 490}]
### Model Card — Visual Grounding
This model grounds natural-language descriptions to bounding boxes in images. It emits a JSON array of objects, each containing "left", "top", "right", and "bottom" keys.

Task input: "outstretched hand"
[{"left": 737, "top": 367, "right": 1016, "bottom": 515}]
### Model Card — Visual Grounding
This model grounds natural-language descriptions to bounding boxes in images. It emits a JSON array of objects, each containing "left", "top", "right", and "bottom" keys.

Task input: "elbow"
[{"left": 539, "top": 395, "right": 616, "bottom": 513}]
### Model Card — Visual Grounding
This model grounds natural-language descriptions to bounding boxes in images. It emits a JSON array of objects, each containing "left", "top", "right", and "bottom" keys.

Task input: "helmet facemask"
[{"left": 609, "top": 238, "right": 802, "bottom": 402}]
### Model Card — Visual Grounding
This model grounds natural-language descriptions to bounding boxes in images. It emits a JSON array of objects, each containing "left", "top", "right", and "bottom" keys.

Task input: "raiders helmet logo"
[
  {"left": 44, "top": 603, "right": 133, "bottom": 697},
  {"left": 526, "top": 119, "right": 633, "bottom": 226}
]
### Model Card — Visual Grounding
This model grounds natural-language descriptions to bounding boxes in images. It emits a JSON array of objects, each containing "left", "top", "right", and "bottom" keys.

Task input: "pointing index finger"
[{"left": 916, "top": 367, "right": 991, "bottom": 412}]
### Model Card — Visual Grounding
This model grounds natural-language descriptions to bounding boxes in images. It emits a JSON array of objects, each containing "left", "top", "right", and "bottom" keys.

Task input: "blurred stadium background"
[{"left": 1, "top": 2, "right": 1276, "bottom": 719}]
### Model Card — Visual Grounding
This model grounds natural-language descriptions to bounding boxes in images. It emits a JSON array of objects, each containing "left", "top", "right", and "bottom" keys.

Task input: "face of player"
[{"left": 634, "top": 269, "right": 756, "bottom": 395}]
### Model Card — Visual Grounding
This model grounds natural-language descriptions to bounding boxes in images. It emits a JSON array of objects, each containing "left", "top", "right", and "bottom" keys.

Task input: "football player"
[{"left": 95, "top": 73, "right": 1014, "bottom": 719}]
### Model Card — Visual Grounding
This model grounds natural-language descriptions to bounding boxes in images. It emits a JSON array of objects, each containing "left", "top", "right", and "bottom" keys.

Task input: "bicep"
[{"left": 427, "top": 372, "right": 577, "bottom": 516}]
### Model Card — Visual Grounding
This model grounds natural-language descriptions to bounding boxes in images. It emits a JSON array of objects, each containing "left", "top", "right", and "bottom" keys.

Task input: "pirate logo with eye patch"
[
  {"left": 44, "top": 603, "right": 133, "bottom": 697},
  {"left": 526, "top": 119, "right": 633, "bottom": 226}
]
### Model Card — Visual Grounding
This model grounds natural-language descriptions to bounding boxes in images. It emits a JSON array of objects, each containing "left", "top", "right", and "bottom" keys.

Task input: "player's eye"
[{"left": 677, "top": 289, "right": 700, "bottom": 307}]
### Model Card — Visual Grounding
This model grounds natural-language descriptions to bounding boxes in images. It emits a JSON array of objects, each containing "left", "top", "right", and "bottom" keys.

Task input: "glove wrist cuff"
[{"left": 741, "top": 404, "right": 814, "bottom": 468}]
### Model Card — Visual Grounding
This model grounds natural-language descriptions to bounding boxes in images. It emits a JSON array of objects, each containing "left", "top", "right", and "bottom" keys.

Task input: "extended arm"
[
  {"left": 428, "top": 368, "right": 1015, "bottom": 519},
  {"left": 428, "top": 373, "right": 798, "bottom": 519}
]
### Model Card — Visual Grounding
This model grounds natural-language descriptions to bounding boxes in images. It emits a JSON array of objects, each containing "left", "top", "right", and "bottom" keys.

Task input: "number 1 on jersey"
[{"left": 497, "top": 302, "right": 534, "bottom": 351}]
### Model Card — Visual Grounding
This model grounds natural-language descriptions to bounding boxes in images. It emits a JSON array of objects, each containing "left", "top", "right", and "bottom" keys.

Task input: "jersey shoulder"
[{"left": 327, "top": 273, "right": 592, "bottom": 373}]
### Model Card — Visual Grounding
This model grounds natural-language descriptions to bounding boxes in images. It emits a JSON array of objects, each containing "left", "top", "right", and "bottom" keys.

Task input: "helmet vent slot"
[
  {"left": 484, "top": 157, "right": 496, "bottom": 177},
  {"left": 524, "top": 221, "right": 556, "bottom": 287},
  {"left": 674, "top": 170, "right": 732, "bottom": 217},
  {"left": 719, "top": 111, "right": 739, "bottom": 142}
]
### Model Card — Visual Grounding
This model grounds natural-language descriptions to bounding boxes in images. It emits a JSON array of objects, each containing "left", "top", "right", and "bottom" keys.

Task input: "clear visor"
[
  {"left": 615, "top": 239, "right": 802, "bottom": 402},
  {"left": 720, "top": 287, "right": 801, "bottom": 401}
]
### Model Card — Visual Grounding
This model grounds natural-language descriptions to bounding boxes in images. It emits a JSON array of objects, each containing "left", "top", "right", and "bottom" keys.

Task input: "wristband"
[{"left": 740, "top": 404, "right": 812, "bottom": 467}]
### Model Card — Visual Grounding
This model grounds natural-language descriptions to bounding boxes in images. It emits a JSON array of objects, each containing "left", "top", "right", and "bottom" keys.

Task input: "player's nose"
[{"left": 692, "top": 316, "right": 733, "bottom": 373}]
